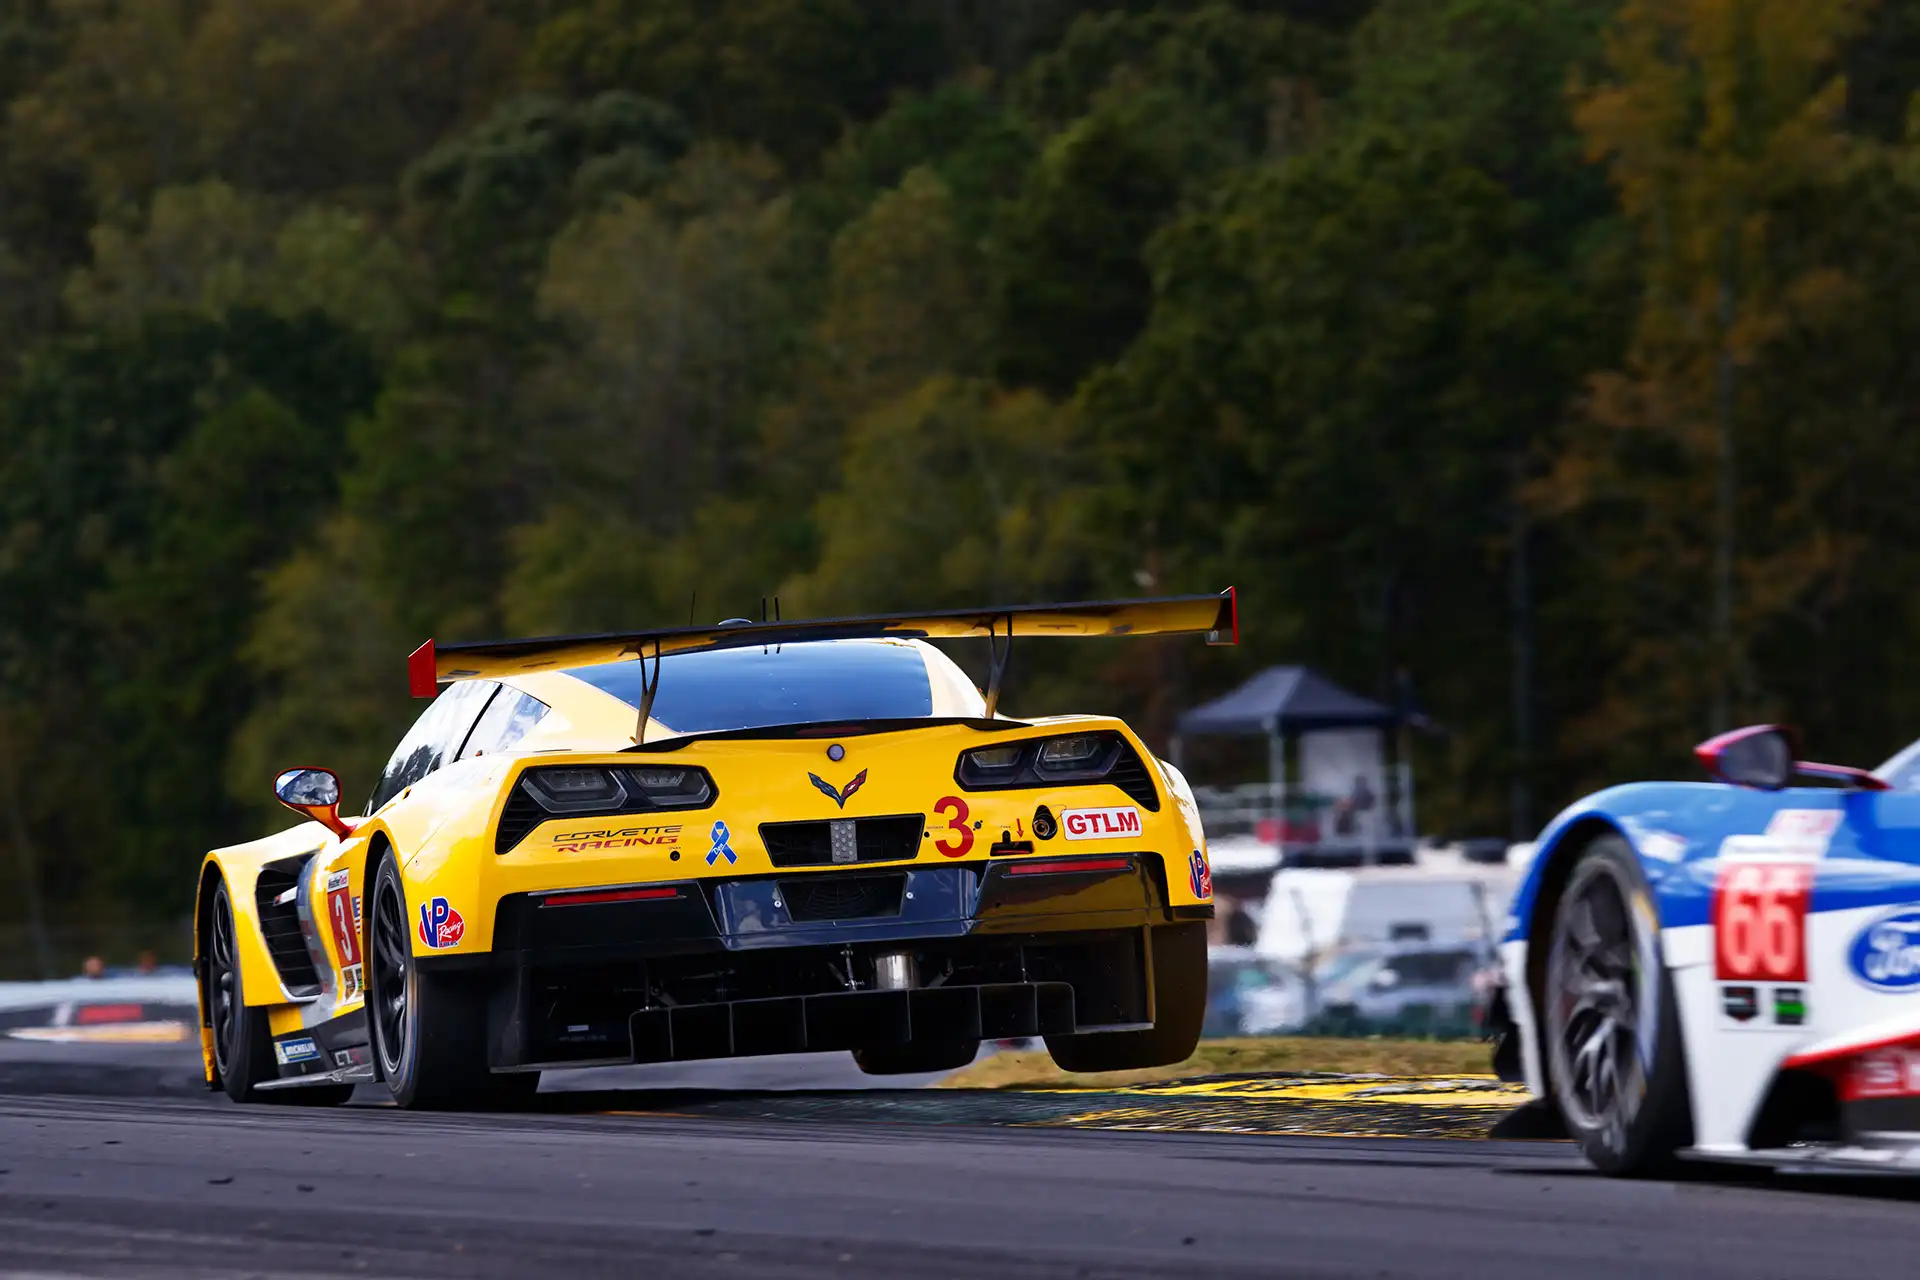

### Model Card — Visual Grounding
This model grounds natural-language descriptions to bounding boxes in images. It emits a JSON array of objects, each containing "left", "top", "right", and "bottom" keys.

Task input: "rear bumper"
[{"left": 420, "top": 853, "right": 1209, "bottom": 1070}]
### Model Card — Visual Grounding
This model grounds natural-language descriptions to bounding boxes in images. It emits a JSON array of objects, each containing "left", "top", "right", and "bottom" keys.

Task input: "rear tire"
[
  {"left": 1044, "top": 923, "right": 1206, "bottom": 1073},
  {"left": 208, "top": 880, "right": 351, "bottom": 1106},
  {"left": 1542, "top": 835, "right": 1692, "bottom": 1175},
  {"left": 369, "top": 850, "right": 537, "bottom": 1110},
  {"left": 852, "top": 1039, "right": 980, "bottom": 1076}
]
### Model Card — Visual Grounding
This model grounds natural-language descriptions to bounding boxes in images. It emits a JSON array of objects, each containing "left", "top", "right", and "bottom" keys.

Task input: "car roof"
[{"left": 491, "top": 637, "right": 988, "bottom": 750}]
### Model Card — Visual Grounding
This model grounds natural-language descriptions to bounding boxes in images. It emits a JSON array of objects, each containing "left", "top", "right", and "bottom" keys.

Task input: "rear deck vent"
[
  {"left": 779, "top": 873, "right": 906, "bottom": 922},
  {"left": 761, "top": 815, "right": 924, "bottom": 868},
  {"left": 496, "top": 788, "right": 544, "bottom": 853},
  {"left": 1105, "top": 742, "right": 1160, "bottom": 811}
]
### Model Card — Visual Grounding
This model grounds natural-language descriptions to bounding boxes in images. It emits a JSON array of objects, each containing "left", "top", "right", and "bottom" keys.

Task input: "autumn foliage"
[{"left": 4, "top": 0, "right": 1920, "bottom": 956}]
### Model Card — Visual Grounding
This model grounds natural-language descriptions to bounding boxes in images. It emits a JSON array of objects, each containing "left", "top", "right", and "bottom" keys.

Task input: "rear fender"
[{"left": 358, "top": 755, "right": 517, "bottom": 957}]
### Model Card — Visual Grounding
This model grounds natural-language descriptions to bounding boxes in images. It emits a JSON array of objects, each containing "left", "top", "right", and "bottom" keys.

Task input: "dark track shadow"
[{"left": 1492, "top": 1159, "right": 1920, "bottom": 1199}]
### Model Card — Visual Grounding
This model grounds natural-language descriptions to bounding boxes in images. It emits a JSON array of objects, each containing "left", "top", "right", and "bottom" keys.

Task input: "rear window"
[{"left": 565, "top": 640, "right": 936, "bottom": 735}]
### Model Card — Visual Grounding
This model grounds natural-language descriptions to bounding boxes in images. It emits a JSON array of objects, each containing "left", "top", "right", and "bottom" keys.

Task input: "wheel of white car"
[{"left": 1542, "top": 834, "right": 1692, "bottom": 1175}]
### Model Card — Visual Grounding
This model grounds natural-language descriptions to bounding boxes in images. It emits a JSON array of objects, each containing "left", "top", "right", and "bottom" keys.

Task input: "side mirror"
[
  {"left": 1695, "top": 725, "right": 1796, "bottom": 790},
  {"left": 1694, "top": 724, "right": 1890, "bottom": 792},
  {"left": 274, "top": 767, "right": 356, "bottom": 838}
]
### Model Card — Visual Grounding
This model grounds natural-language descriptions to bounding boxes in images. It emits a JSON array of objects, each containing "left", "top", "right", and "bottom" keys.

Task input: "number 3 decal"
[
  {"left": 933, "top": 796, "right": 973, "bottom": 857},
  {"left": 1713, "top": 861, "right": 1812, "bottom": 982}
]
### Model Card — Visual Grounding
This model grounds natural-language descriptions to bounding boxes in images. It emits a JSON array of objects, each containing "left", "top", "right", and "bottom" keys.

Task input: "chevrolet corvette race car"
[
  {"left": 1493, "top": 724, "right": 1920, "bottom": 1175},
  {"left": 194, "top": 593, "right": 1235, "bottom": 1107}
]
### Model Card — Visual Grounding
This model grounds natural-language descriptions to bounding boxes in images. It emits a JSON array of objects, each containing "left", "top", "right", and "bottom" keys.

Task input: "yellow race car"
[{"left": 194, "top": 593, "right": 1236, "bottom": 1107}]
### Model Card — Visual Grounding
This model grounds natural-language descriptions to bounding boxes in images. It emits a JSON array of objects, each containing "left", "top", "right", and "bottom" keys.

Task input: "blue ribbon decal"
[{"left": 707, "top": 821, "right": 736, "bottom": 866}]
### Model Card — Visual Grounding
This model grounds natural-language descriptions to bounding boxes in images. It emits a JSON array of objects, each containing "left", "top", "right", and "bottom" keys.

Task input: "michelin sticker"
[
  {"left": 1848, "top": 908, "right": 1920, "bottom": 991},
  {"left": 274, "top": 1037, "right": 321, "bottom": 1066}
]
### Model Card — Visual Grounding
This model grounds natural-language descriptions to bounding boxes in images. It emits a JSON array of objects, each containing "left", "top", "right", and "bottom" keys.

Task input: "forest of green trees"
[{"left": 6, "top": 0, "right": 1920, "bottom": 967}]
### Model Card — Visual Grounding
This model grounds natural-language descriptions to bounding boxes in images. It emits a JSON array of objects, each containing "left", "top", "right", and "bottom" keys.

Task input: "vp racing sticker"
[
  {"left": 1848, "top": 908, "right": 1920, "bottom": 991},
  {"left": 1189, "top": 848, "right": 1212, "bottom": 899},
  {"left": 417, "top": 896, "right": 466, "bottom": 949}
]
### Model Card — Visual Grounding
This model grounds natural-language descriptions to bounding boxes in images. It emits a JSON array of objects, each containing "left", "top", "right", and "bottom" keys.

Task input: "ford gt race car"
[
  {"left": 194, "top": 594, "right": 1235, "bottom": 1108},
  {"left": 1494, "top": 724, "right": 1920, "bottom": 1175}
]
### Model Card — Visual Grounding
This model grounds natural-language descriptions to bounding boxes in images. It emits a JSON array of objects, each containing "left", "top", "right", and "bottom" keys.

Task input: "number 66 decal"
[{"left": 1713, "top": 861, "right": 1813, "bottom": 982}]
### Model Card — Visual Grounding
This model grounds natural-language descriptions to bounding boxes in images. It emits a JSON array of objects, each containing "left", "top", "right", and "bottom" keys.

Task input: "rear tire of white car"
[
  {"left": 1043, "top": 923, "right": 1206, "bottom": 1073},
  {"left": 369, "top": 850, "right": 538, "bottom": 1111},
  {"left": 1543, "top": 835, "right": 1692, "bottom": 1175}
]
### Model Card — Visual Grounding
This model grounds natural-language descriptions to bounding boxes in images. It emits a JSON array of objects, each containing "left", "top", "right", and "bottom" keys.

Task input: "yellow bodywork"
[{"left": 192, "top": 643, "right": 1212, "bottom": 1086}]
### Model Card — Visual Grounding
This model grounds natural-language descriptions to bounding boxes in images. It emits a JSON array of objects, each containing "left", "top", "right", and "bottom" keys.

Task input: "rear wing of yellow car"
[{"left": 408, "top": 589, "right": 1239, "bottom": 724}]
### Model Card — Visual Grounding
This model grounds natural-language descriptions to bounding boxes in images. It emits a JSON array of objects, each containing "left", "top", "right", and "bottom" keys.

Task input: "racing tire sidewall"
[
  {"left": 1043, "top": 922, "right": 1206, "bottom": 1073},
  {"left": 370, "top": 849, "right": 530, "bottom": 1110},
  {"left": 369, "top": 850, "right": 424, "bottom": 1102},
  {"left": 1543, "top": 834, "right": 1693, "bottom": 1176},
  {"left": 213, "top": 881, "right": 273, "bottom": 1103}
]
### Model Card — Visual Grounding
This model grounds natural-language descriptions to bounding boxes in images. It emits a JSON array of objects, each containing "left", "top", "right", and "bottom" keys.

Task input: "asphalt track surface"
[{"left": 2, "top": 1040, "right": 1918, "bottom": 1278}]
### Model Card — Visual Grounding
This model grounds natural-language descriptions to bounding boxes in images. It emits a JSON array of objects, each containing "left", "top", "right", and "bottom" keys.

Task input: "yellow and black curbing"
[
  {"left": 601, "top": 1073, "right": 1538, "bottom": 1140},
  {"left": 1021, "top": 1073, "right": 1534, "bottom": 1140}
]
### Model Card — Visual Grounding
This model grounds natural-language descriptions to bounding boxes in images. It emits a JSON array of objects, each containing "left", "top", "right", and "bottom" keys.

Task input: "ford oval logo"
[{"left": 1848, "top": 909, "right": 1920, "bottom": 991}]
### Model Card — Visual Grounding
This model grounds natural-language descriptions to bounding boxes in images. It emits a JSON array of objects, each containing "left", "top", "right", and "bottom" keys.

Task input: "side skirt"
[
  {"left": 1680, "top": 1142, "right": 1920, "bottom": 1174},
  {"left": 265, "top": 1006, "right": 373, "bottom": 1087}
]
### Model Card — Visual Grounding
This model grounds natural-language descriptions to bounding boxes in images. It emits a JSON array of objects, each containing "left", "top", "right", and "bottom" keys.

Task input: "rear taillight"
[
  {"left": 538, "top": 886, "right": 681, "bottom": 908},
  {"left": 1002, "top": 856, "right": 1133, "bottom": 877}
]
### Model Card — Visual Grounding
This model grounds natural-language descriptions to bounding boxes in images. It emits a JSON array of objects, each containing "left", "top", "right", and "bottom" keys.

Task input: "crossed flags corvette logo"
[{"left": 808, "top": 769, "right": 868, "bottom": 809}]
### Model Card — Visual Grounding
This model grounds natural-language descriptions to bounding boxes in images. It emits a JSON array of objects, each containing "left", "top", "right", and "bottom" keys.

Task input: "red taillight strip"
[
  {"left": 73, "top": 1004, "right": 146, "bottom": 1025},
  {"left": 539, "top": 886, "right": 680, "bottom": 908},
  {"left": 1003, "top": 856, "right": 1134, "bottom": 877}
]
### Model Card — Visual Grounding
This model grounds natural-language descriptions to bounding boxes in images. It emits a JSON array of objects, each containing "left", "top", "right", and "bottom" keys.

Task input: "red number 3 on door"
[{"left": 1713, "top": 861, "right": 1812, "bottom": 982}]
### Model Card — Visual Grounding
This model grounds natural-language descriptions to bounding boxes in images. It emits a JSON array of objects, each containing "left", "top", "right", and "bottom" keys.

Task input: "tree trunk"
[{"left": 0, "top": 712, "right": 56, "bottom": 979}]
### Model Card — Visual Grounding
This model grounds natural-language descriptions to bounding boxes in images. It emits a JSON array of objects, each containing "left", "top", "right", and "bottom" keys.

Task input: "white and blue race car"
[{"left": 1492, "top": 724, "right": 1920, "bottom": 1175}]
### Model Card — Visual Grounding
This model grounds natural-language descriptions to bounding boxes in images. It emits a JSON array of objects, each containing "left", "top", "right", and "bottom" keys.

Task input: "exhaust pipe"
[{"left": 873, "top": 950, "right": 918, "bottom": 991}]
